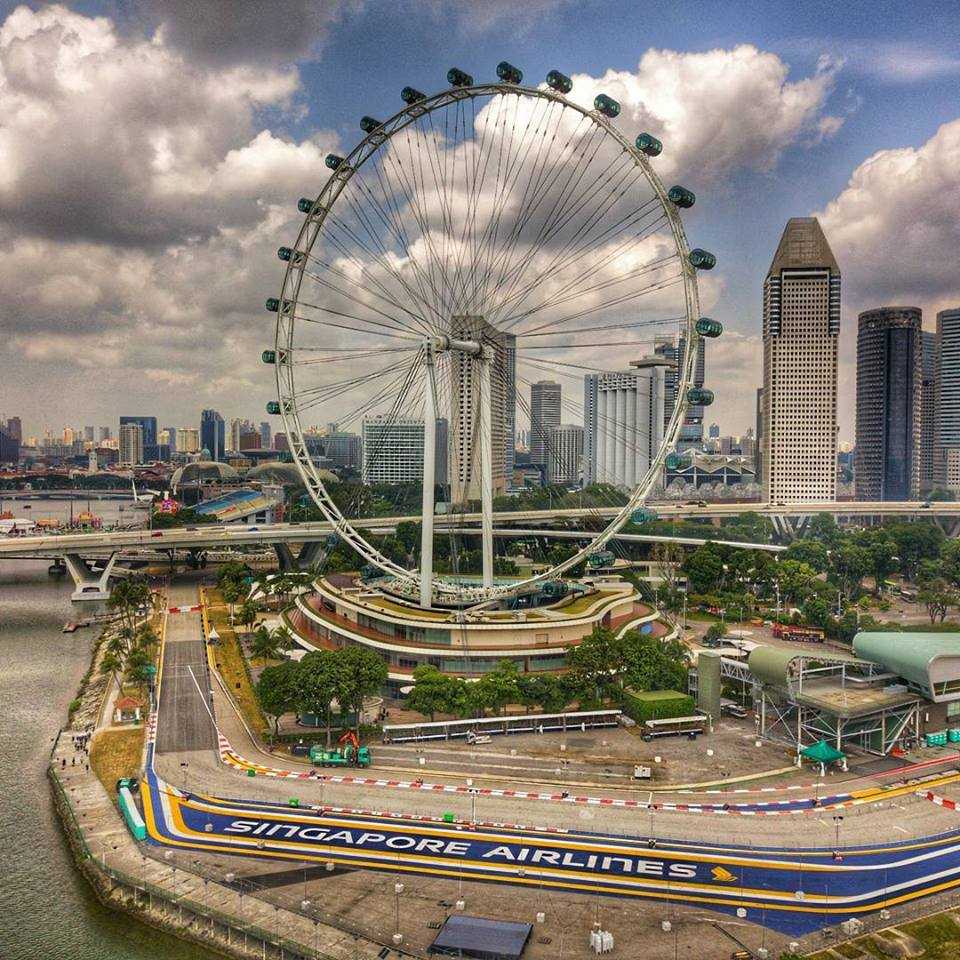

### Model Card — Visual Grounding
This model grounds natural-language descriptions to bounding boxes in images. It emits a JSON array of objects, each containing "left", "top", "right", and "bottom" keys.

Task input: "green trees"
[
  {"left": 255, "top": 660, "right": 300, "bottom": 737},
  {"left": 682, "top": 544, "right": 724, "bottom": 594},
  {"left": 296, "top": 650, "right": 344, "bottom": 747},
  {"left": 405, "top": 666, "right": 463, "bottom": 720},
  {"left": 917, "top": 561, "right": 960, "bottom": 623},
  {"left": 107, "top": 576, "right": 151, "bottom": 633},
  {"left": 776, "top": 560, "right": 819, "bottom": 605},
  {"left": 237, "top": 598, "right": 261, "bottom": 633},
  {"left": 565, "top": 626, "right": 625, "bottom": 702},
  {"left": 621, "top": 632, "right": 689, "bottom": 692},
  {"left": 336, "top": 645, "right": 388, "bottom": 734}
]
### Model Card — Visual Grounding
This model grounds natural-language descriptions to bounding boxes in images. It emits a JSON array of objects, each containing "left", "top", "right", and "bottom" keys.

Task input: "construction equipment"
[{"left": 309, "top": 731, "right": 372, "bottom": 768}]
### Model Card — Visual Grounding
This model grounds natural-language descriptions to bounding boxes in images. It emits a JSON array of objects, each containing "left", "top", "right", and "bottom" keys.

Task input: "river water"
[{"left": 0, "top": 499, "right": 212, "bottom": 959}]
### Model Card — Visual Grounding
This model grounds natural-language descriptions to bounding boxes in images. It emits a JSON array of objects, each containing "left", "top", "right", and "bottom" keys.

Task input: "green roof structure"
[
  {"left": 853, "top": 632, "right": 960, "bottom": 703},
  {"left": 800, "top": 740, "right": 845, "bottom": 764}
]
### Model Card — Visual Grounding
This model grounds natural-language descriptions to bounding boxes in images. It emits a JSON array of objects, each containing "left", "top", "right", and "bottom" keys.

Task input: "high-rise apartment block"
[
  {"left": 854, "top": 307, "right": 921, "bottom": 501},
  {"left": 200, "top": 409, "right": 225, "bottom": 461},
  {"left": 119, "top": 422, "right": 144, "bottom": 465},
  {"left": 935, "top": 308, "right": 960, "bottom": 493},
  {"left": 361, "top": 415, "right": 448, "bottom": 486},
  {"left": 448, "top": 318, "right": 514, "bottom": 502},
  {"left": 583, "top": 358, "right": 669, "bottom": 488},
  {"left": 761, "top": 218, "right": 840, "bottom": 503},
  {"left": 529, "top": 381, "right": 562, "bottom": 472},
  {"left": 920, "top": 331, "right": 938, "bottom": 493},
  {"left": 176, "top": 428, "right": 200, "bottom": 454},
  {"left": 546, "top": 424, "right": 584, "bottom": 486}
]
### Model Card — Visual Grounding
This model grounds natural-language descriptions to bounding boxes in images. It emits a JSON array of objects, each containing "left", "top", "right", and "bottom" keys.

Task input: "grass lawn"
[
  {"left": 206, "top": 590, "right": 269, "bottom": 736},
  {"left": 90, "top": 726, "right": 145, "bottom": 800},
  {"left": 899, "top": 914, "right": 960, "bottom": 958}
]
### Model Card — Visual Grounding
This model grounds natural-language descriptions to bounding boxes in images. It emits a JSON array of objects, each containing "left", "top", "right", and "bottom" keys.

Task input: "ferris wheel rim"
[{"left": 273, "top": 79, "right": 703, "bottom": 604}]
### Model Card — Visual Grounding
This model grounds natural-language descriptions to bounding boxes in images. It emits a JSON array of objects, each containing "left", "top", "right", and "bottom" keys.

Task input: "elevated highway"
[{"left": 3, "top": 500, "right": 955, "bottom": 599}]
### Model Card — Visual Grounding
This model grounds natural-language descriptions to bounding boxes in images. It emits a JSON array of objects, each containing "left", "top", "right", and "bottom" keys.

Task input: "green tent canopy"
[{"left": 801, "top": 740, "right": 845, "bottom": 764}]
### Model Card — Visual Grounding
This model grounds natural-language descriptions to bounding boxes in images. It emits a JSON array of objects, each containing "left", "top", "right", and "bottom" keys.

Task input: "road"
[
  {"left": 139, "top": 582, "right": 960, "bottom": 938},
  {"left": 4, "top": 499, "right": 959, "bottom": 559}
]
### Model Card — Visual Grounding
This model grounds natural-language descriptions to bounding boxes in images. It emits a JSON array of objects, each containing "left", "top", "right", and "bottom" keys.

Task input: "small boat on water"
[{"left": 62, "top": 622, "right": 79, "bottom": 633}]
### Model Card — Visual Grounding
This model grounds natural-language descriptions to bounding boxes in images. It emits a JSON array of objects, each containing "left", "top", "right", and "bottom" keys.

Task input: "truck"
[{"left": 309, "top": 731, "right": 372, "bottom": 768}]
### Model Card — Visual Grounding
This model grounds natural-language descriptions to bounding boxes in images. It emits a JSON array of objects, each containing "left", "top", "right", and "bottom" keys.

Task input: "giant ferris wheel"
[{"left": 265, "top": 63, "right": 720, "bottom": 608}]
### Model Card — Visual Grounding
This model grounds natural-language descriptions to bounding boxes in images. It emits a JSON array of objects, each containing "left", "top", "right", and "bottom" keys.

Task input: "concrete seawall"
[{"left": 48, "top": 621, "right": 403, "bottom": 960}]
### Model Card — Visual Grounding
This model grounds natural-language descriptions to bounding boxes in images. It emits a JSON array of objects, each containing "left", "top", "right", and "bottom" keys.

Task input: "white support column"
[
  {"left": 420, "top": 345, "right": 438, "bottom": 608},
  {"left": 64, "top": 551, "right": 119, "bottom": 602},
  {"left": 478, "top": 346, "right": 494, "bottom": 589}
]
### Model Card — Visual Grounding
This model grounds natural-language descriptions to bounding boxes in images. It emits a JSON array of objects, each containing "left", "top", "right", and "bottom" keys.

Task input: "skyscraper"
[
  {"left": 655, "top": 335, "right": 706, "bottom": 450},
  {"left": 119, "top": 416, "right": 157, "bottom": 448},
  {"left": 854, "top": 307, "right": 921, "bottom": 501},
  {"left": 260, "top": 421, "right": 271, "bottom": 450},
  {"left": 119, "top": 422, "right": 144, "bottom": 465},
  {"left": 99, "top": 426, "right": 110, "bottom": 442},
  {"left": 176, "top": 428, "right": 200, "bottom": 454},
  {"left": 529, "top": 381, "right": 561, "bottom": 473},
  {"left": 200, "top": 409, "right": 225, "bottom": 461},
  {"left": 920, "top": 331, "right": 938, "bottom": 493},
  {"left": 755, "top": 387, "right": 764, "bottom": 483},
  {"left": 361, "top": 415, "right": 448, "bottom": 486},
  {"left": 761, "top": 218, "right": 840, "bottom": 503},
  {"left": 935, "top": 308, "right": 960, "bottom": 493},
  {"left": 501, "top": 333, "right": 517, "bottom": 482},
  {"left": 546, "top": 424, "right": 584, "bottom": 486},
  {"left": 448, "top": 317, "right": 512, "bottom": 502},
  {"left": 583, "top": 358, "right": 669, "bottom": 488},
  {"left": 5, "top": 417, "right": 21, "bottom": 443}
]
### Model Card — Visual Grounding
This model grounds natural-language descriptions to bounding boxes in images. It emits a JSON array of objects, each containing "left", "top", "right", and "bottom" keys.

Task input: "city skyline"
[{"left": 3, "top": 2, "right": 960, "bottom": 441}]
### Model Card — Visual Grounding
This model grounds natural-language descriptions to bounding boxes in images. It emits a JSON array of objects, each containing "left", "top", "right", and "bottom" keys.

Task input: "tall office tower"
[
  {"left": 546, "top": 424, "right": 584, "bottom": 485},
  {"left": 260, "top": 421, "right": 271, "bottom": 449},
  {"left": 529, "top": 380, "right": 562, "bottom": 472},
  {"left": 0, "top": 424, "right": 19, "bottom": 464},
  {"left": 501, "top": 332, "right": 517, "bottom": 482},
  {"left": 229, "top": 418, "right": 249, "bottom": 453},
  {"left": 935, "top": 308, "right": 960, "bottom": 493},
  {"left": 6, "top": 417, "right": 22, "bottom": 442},
  {"left": 707, "top": 423, "right": 720, "bottom": 439},
  {"left": 583, "top": 358, "right": 669, "bottom": 488},
  {"left": 323, "top": 431, "right": 362, "bottom": 471},
  {"left": 655, "top": 335, "right": 706, "bottom": 450},
  {"left": 200, "top": 409, "right": 225, "bottom": 461},
  {"left": 63, "top": 427, "right": 75, "bottom": 444},
  {"left": 99, "top": 426, "right": 110, "bottom": 442},
  {"left": 176, "top": 428, "right": 200, "bottom": 454},
  {"left": 119, "top": 416, "right": 157, "bottom": 448},
  {"left": 755, "top": 387, "right": 764, "bottom": 483},
  {"left": 160, "top": 426, "right": 177, "bottom": 453},
  {"left": 761, "top": 217, "right": 840, "bottom": 503},
  {"left": 447, "top": 317, "right": 511, "bottom": 502},
  {"left": 919, "top": 331, "right": 938, "bottom": 493},
  {"left": 361, "top": 415, "right": 448, "bottom": 485},
  {"left": 119, "top": 422, "right": 144, "bottom": 465},
  {"left": 83, "top": 426, "right": 95, "bottom": 442},
  {"left": 854, "top": 307, "right": 921, "bottom": 501}
]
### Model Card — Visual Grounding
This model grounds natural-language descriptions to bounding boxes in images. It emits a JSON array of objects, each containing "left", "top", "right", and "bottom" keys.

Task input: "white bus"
[{"left": 641, "top": 715, "right": 706, "bottom": 742}]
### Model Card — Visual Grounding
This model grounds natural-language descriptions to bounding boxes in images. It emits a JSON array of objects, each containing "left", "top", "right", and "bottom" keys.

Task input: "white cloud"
[
  {"left": 566, "top": 45, "right": 841, "bottom": 184},
  {"left": 818, "top": 118, "right": 960, "bottom": 315}
]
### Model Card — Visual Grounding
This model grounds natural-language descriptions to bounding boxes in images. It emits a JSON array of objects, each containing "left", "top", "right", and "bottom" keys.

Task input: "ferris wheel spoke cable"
[
  {"left": 481, "top": 121, "right": 626, "bottom": 318},
  {"left": 502, "top": 240, "right": 678, "bottom": 336},
  {"left": 518, "top": 313, "right": 687, "bottom": 340},
  {"left": 493, "top": 195, "right": 666, "bottom": 329},
  {"left": 474, "top": 115, "right": 607, "bottom": 319},
  {"left": 461, "top": 97, "right": 565, "bottom": 315}
]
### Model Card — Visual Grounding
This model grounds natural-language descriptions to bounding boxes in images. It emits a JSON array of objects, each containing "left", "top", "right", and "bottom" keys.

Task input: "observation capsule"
[
  {"left": 297, "top": 197, "right": 315, "bottom": 214},
  {"left": 667, "top": 185, "right": 696, "bottom": 208},
  {"left": 325, "top": 154, "right": 345, "bottom": 170},
  {"left": 496, "top": 61, "right": 523, "bottom": 84},
  {"left": 687, "top": 387, "right": 715, "bottom": 406},
  {"left": 636, "top": 132, "right": 662, "bottom": 157},
  {"left": 277, "top": 246, "right": 293, "bottom": 261},
  {"left": 594, "top": 94, "right": 620, "bottom": 118},
  {"left": 262, "top": 350, "right": 276, "bottom": 365},
  {"left": 447, "top": 67, "right": 474, "bottom": 87},
  {"left": 266, "top": 401, "right": 281, "bottom": 415},
  {"left": 545, "top": 69, "right": 572, "bottom": 94},
  {"left": 265, "top": 298, "right": 280, "bottom": 312},
  {"left": 665, "top": 453, "right": 683, "bottom": 470},
  {"left": 688, "top": 248, "right": 717, "bottom": 270},
  {"left": 695, "top": 317, "right": 723, "bottom": 338},
  {"left": 360, "top": 116, "right": 382, "bottom": 134},
  {"left": 401, "top": 86, "right": 426, "bottom": 104}
]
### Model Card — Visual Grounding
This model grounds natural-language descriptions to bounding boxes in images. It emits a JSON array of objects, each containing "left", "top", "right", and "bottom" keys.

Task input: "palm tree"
[
  {"left": 250, "top": 625, "right": 280, "bottom": 661},
  {"left": 238, "top": 598, "right": 260, "bottom": 634},
  {"left": 100, "top": 651, "right": 124, "bottom": 692}
]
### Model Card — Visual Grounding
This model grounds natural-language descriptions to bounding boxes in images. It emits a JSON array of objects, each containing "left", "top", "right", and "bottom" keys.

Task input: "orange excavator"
[{"left": 309, "top": 731, "right": 372, "bottom": 768}]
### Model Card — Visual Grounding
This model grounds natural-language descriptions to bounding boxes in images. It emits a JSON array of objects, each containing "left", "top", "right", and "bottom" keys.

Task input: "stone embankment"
[{"left": 49, "top": 615, "right": 409, "bottom": 960}]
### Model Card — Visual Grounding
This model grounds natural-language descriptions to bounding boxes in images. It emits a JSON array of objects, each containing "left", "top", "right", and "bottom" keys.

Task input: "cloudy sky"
[{"left": 2, "top": 0, "right": 959, "bottom": 442}]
